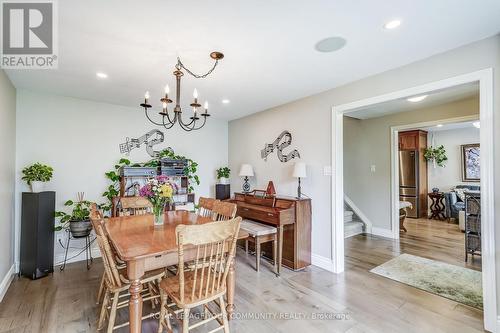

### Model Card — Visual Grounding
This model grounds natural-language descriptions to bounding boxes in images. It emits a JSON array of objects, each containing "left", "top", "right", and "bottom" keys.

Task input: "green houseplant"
[
  {"left": 216, "top": 167, "right": 230, "bottom": 184},
  {"left": 55, "top": 199, "right": 93, "bottom": 237},
  {"left": 101, "top": 149, "right": 201, "bottom": 214},
  {"left": 424, "top": 145, "right": 448, "bottom": 167},
  {"left": 21, "top": 163, "right": 54, "bottom": 192}
]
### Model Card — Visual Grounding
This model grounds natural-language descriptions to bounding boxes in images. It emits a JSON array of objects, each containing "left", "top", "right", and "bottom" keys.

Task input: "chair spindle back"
[
  {"left": 95, "top": 224, "right": 122, "bottom": 288},
  {"left": 176, "top": 217, "right": 241, "bottom": 304},
  {"left": 198, "top": 197, "right": 219, "bottom": 218},
  {"left": 211, "top": 201, "right": 237, "bottom": 221},
  {"left": 115, "top": 196, "right": 153, "bottom": 217}
]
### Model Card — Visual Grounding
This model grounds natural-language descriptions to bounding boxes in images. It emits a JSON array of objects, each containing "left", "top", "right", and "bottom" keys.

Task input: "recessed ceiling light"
[
  {"left": 96, "top": 72, "right": 108, "bottom": 79},
  {"left": 384, "top": 20, "right": 401, "bottom": 30},
  {"left": 436, "top": 124, "right": 443, "bottom": 128},
  {"left": 473, "top": 121, "right": 480, "bottom": 128},
  {"left": 222, "top": 99, "right": 230, "bottom": 104},
  {"left": 314, "top": 36, "right": 347, "bottom": 53},
  {"left": 407, "top": 95, "right": 428, "bottom": 103}
]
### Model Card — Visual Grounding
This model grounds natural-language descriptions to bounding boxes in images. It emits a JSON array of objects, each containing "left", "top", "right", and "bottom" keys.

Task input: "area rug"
[{"left": 370, "top": 253, "right": 482, "bottom": 309}]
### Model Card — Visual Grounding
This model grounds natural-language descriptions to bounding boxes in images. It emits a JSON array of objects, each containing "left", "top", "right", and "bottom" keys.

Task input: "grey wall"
[
  {"left": 228, "top": 34, "right": 499, "bottom": 315},
  {"left": 0, "top": 69, "right": 16, "bottom": 299},
  {"left": 343, "top": 96, "right": 479, "bottom": 229}
]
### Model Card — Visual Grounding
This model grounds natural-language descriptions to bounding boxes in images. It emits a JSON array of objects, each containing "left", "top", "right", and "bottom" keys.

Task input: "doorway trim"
[{"left": 331, "top": 68, "right": 496, "bottom": 332}]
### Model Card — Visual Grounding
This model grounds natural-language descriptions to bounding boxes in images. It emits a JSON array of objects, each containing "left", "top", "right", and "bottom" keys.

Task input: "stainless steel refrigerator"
[{"left": 399, "top": 150, "right": 419, "bottom": 218}]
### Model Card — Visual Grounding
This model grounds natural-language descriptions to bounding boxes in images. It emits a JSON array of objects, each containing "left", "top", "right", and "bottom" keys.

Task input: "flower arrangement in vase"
[{"left": 139, "top": 175, "right": 176, "bottom": 225}]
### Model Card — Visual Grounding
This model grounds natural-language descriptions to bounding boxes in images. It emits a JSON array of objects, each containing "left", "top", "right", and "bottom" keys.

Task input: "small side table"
[{"left": 428, "top": 192, "right": 446, "bottom": 220}]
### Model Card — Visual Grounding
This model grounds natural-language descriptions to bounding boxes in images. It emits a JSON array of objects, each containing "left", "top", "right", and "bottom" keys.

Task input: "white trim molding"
[
  {"left": 331, "top": 68, "right": 496, "bottom": 332},
  {"left": 0, "top": 264, "right": 15, "bottom": 302},
  {"left": 344, "top": 195, "right": 373, "bottom": 233},
  {"left": 311, "top": 253, "right": 334, "bottom": 272},
  {"left": 371, "top": 227, "right": 394, "bottom": 239}
]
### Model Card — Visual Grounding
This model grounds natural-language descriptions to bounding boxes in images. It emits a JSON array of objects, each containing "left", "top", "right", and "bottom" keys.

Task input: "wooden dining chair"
[
  {"left": 95, "top": 224, "right": 165, "bottom": 333},
  {"left": 90, "top": 204, "right": 109, "bottom": 304},
  {"left": 157, "top": 217, "right": 242, "bottom": 333},
  {"left": 212, "top": 201, "right": 237, "bottom": 221},
  {"left": 198, "top": 197, "right": 220, "bottom": 218},
  {"left": 114, "top": 196, "right": 153, "bottom": 217}
]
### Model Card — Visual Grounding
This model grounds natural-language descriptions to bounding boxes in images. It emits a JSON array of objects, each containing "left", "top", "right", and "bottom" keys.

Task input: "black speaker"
[
  {"left": 20, "top": 192, "right": 55, "bottom": 279},
  {"left": 215, "top": 184, "right": 230, "bottom": 200}
]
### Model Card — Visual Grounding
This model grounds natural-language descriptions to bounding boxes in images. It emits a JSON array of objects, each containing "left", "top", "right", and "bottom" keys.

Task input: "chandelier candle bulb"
[
  {"left": 193, "top": 88, "right": 198, "bottom": 99},
  {"left": 164, "top": 84, "right": 170, "bottom": 95},
  {"left": 204, "top": 101, "right": 208, "bottom": 111},
  {"left": 144, "top": 91, "right": 150, "bottom": 102}
]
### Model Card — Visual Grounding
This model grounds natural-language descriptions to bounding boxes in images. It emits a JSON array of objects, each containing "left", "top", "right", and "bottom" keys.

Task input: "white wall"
[
  {"left": 343, "top": 97, "right": 479, "bottom": 229},
  {"left": 229, "top": 34, "right": 500, "bottom": 325},
  {"left": 0, "top": 69, "right": 16, "bottom": 301},
  {"left": 15, "top": 90, "right": 228, "bottom": 264},
  {"left": 428, "top": 127, "right": 480, "bottom": 193}
]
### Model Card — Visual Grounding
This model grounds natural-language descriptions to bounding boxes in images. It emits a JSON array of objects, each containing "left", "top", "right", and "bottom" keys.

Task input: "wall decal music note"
[
  {"left": 119, "top": 129, "right": 172, "bottom": 158},
  {"left": 261, "top": 130, "right": 301, "bottom": 162}
]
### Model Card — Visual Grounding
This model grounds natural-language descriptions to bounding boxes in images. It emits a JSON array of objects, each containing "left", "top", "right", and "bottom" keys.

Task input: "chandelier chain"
[{"left": 176, "top": 57, "right": 219, "bottom": 79}]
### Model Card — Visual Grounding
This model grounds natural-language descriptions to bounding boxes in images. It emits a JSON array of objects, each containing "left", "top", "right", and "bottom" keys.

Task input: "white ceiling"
[
  {"left": 423, "top": 120, "right": 479, "bottom": 132},
  {"left": 5, "top": 0, "right": 500, "bottom": 120},
  {"left": 346, "top": 82, "right": 479, "bottom": 119}
]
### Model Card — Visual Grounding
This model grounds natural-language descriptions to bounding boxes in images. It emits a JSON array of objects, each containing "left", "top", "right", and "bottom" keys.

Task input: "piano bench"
[{"left": 240, "top": 219, "right": 279, "bottom": 276}]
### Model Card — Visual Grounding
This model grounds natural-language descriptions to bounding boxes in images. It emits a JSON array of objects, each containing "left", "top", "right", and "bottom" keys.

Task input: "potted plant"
[
  {"left": 139, "top": 175, "right": 175, "bottom": 226},
  {"left": 22, "top": 163, "right": 54, "bottom": 192},
  {"left": 55, "top": 198, "right": 93, "bottom": 238},
  {"left": 424, "top": 145, "right": 448, "bottom": 167},
  {"left": 216, "top": 167, "right": 231, "bottom": 184}
]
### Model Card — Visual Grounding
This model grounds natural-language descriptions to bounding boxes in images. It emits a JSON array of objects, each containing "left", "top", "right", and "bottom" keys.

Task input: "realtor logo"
[{"left": 1, "top": 0, "right": 58, "bottom": 69}]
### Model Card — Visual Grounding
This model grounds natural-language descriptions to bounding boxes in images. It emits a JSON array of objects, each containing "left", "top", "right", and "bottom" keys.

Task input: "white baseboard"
[
  {"left": 0, "top": 264, "right": 15, "bottom": 302},
  {"left": 371, "top": 227, "right": 394, "bottom": 239},
  {"left": 311, "top": 253, "right": 334, "bottom": 272},
  {"left": 53, "top": 245, "right": 101, "bottom": 268}
]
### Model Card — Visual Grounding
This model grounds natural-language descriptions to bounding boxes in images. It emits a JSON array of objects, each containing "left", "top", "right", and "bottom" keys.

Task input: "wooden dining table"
[{"left": 104, "top": 210, "right": 247, "bottom": 333}]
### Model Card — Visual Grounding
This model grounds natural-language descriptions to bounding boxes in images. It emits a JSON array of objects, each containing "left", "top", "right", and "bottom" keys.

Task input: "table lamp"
[
  {"left": 292, "top": 162, "right": 306, "bottom": 198},
  {"left": 239, "top": 164, "right": 254, "bottom": 193}
]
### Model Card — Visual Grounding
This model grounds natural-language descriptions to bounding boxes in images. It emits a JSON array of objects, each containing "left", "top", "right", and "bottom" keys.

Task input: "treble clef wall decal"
[
  {"left": 119, "top": 129, "right": 172, "bottom": 158},
  {"left": 261, "top": 130, "right": 301, "bottom": 162}
]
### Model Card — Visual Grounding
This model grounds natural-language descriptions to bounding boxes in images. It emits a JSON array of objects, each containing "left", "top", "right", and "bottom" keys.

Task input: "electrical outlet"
[{"left": 370, "top": 165, "right": 376, "bottom": 173}]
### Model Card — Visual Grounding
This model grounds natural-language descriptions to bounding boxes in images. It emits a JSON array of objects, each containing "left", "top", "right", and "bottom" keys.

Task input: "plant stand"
[{"left": 59, "top": 229, "right": 94, "bottom": 271}]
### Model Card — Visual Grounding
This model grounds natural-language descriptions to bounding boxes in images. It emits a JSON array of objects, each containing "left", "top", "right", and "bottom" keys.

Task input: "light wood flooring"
[{"left": 0, "top": 219, "right": 484, "bottom": 333}]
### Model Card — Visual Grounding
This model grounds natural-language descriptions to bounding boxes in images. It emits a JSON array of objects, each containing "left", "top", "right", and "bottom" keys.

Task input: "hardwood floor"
[
  {"left": 400, "top": 217, "right": 481, "bottom": 271},
  {"left": 0, "top": 220, "right": 484, "bottom": 333}
]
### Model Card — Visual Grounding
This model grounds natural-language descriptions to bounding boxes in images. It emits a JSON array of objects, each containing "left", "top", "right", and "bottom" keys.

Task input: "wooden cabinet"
[{"left": 399, "top": 130, "right": 427, "bottom": 151}]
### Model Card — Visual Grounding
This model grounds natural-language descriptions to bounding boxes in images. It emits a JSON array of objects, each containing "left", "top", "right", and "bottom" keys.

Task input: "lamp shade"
[
  {"left": 292, "top": 162, "right": 307, "bottom": 178},
  {"left": 239, "top": 164, "right": 254, "bottom": 177}
]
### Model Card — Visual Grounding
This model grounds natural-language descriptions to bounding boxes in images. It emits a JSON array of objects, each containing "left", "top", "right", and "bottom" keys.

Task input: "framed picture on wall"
[{"left": 461, "top": 143, "right": 480, "bottom": 182}]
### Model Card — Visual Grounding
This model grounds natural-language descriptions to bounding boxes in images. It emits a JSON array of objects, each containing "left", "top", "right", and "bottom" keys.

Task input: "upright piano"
[{"left": 229, "top": 192, "right": 311, "bottom": 270}]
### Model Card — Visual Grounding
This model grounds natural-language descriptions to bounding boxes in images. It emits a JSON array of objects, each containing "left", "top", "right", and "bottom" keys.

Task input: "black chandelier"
[{"left": 140, "top": 51, "right": 224, "bottom": 131}]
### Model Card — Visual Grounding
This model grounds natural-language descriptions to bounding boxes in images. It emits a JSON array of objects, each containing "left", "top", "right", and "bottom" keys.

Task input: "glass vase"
[{"left": 154, "top": 213, "right": 164, "bottom": 226}]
